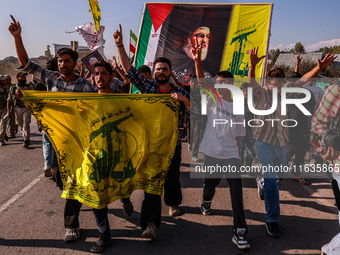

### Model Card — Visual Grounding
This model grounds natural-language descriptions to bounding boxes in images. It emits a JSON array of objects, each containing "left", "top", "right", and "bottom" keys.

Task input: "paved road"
[{"left": 0, "top": 118, "right": 338, "bottom": 254}]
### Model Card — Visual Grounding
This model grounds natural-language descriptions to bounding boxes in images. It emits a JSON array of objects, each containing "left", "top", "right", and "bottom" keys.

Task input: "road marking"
[{"left": 0, "top": 173, "right": 44, "bottom": 214}]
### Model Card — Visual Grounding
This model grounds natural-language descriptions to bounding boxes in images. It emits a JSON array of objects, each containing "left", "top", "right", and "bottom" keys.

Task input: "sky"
[{"left": 1, "top": 0, "right": 340, "bottom": 60}]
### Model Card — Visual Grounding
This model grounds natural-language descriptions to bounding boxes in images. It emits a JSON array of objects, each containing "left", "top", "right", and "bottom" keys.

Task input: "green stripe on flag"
[
  {"left": 130, "top": 30, "right": 137, "bottom": 42},
  {"left": 136, "top": 6, "right": 152, "bottom": 68}
]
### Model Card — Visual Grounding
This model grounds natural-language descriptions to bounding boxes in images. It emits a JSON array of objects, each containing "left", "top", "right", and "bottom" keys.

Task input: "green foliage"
[
  {"left": 317, "top": 45, "right": 340, "bottom": 54},
  {"left": 294, "top": 42, "right": 305, "bottom": 53}
]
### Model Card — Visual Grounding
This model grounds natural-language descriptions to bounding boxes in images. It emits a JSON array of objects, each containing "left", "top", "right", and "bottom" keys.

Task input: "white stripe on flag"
[
  {"left": 143, "top": 24, "right": 163, "bottom": 67},
  {"left": 130, "top": 37, "right": 136, "bottom": 48}
]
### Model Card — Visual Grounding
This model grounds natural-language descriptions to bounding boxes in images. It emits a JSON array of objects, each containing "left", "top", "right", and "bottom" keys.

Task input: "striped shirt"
[
  {"left": 311, "top": 84, "right": 340, "bottom": 167},
  {"left": 252, "top": 85, "right": 289, "bottom": 147},
  {"left": 311, "top": 84, "right": 340, "bottom": 135},
  {"left": 20, "top": 59, "right": 94, "bottom": 92}
]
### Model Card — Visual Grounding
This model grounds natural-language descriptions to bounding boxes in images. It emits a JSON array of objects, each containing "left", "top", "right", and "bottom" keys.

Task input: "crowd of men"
[{"left": 1, "top": 16, "right": 339, "bottom": 253}]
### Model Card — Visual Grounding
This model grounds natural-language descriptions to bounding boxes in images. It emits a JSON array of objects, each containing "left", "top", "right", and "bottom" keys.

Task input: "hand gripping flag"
[{"left": 22, "top": 91, "right": 178, "bottom": 209}]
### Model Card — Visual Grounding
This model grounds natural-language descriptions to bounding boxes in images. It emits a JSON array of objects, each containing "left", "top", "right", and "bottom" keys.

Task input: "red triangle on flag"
[{"left": 147, "top": 3, "right": 175, "bottom": 33}]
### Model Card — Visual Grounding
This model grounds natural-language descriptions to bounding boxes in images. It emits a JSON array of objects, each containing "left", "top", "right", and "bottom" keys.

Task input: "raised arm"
[
  {"left": 295, "top": 53, "right": 337, "bottom": 87},
  {"left": 8, "top": 15, "right": 28, "bottom": 67},
  {"left": 295, "top": 52, "right": 302, "bottom": 73},
  {"left": 113, "top": 24, "right": 132, "bottom": 73},
  {"left": 248, "top": 47, "right": 265, "bottom": 88},
  {"left": 192, "top": 39, "right": 205, "bottom": 83},
  {"left": 112, "top": 56, "right": 130, "bottom": 86}
]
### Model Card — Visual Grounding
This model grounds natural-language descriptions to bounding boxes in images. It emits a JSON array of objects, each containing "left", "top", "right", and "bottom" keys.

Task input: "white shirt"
[{"left": 199, "top": 96, "right": 246, "bottom": 159}]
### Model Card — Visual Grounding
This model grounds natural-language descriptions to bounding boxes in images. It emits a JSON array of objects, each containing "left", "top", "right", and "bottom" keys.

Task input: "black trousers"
[
  {"left": 140, "top": 143, "right": 182, "bottom": 229},
  {"left": 140, "top": 193, "right": 162, "bottom": 229},
  {"left": 190, "top": 116, "right": 204, "bottom": 158},
  {"left": 287, "top": 135, "right": 309, "bottom": 176},
  {"left": 64, "top": 199, "right": 82, "bottom": 229},
  {"left": 203, "top": 155, "right": 247, "bottom": 231}
]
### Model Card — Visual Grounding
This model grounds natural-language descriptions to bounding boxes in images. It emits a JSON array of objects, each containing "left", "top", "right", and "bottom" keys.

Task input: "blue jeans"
[
  {"left": 255, "top": 140, "right": 287, "bottom": 223},
  {"left": 93, "top": 207, "right": 111, "bottom": 241},
  {"left": 42, "top": 130, "right": 53, "bottom": 167}
]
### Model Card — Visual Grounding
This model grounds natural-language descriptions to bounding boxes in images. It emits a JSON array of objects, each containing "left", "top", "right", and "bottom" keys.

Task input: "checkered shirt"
[{"left": 19, "top": 59, "right": 94, "bottom": 92}]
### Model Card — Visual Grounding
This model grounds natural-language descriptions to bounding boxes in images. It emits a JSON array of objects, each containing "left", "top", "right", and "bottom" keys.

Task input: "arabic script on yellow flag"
[{"left": 22, "top": 91, "right": 178, "bottom": 209}]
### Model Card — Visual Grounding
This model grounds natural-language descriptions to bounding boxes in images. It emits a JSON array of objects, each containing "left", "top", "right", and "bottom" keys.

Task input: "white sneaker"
[
  {"left": 141, "top": 222, "right": 156, "bottom": 239},
  {"left": 64, "top": 227, "right": 80, "bottom": 242},
  {"left": 256, "top": 177, "right": 264, "bottom": 200},
  {"left": 192, "top": 157, "right": 199, "bottom": 162},
  {"left": 232, "top": 234, "right": 250, "bottom": 249}
]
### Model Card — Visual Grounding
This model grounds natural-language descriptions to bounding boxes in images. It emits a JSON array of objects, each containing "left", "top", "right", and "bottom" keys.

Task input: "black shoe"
[
  {"left": 200, "top": 201, "right": 211, "bottom": 215},
  {"left": 0, "top": 141, "right": 6, "bottom": 146},
  {"left": 4, "top": 134, "right": 8, "bottom": 141},
  {"left": 266, "top": 222, "right": 281, "bottom": 237},
  {"left": 23, "top": 140, "right": 30, "bottom": 149}
]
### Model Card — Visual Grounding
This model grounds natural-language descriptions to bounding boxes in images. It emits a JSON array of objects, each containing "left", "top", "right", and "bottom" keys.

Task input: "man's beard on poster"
[{"left": 183, "top": 40, "right": 208, "bottom": 61}]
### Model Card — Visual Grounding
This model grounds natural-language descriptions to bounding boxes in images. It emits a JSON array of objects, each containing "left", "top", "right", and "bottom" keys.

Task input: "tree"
[
  {"left": 268, "top": 48, "right": 281, "bottom": 65},
  {"left": 318, "top": 45, "right": 340, "bottom": 54},
  {"left": 44, "top": 45, "right": 53, "bottom": 59},
  {"left": 294, "top": 42, "right": 305, "bottom": 53}
]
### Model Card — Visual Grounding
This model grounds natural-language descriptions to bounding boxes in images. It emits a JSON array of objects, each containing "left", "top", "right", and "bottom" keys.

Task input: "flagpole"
[{"left": 129, "top": 29, "right": 131, "bottom": 60}]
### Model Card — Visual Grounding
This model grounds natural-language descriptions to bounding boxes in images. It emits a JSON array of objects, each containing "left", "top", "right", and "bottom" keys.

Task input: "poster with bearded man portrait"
[
  {"left": 156, "top": 5, "right": 231, "bottom": 82},
  {"left": 135, "top": 3, "right": 272, "bottom": 85}
]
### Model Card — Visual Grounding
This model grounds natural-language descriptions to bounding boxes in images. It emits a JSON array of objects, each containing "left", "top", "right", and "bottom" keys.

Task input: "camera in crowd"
[
  {"left": 309, "top": 130, "right": 340, "bottom": 166},
  {"left": 321, "top": 130, "right": 340, "bottom": 152}
]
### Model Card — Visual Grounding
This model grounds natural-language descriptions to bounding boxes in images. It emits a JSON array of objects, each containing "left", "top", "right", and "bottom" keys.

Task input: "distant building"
[{"left": 52, "top": 43, "right": 93, "bottom": 59}]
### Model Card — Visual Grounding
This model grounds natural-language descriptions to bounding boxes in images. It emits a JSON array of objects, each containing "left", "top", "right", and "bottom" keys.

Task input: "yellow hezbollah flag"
[
  {"left": 221, "top": 4, "right": 272, "bottom": 79},
  {"left": 22, "top": 91, "right": 178, "bottom": 209},
  {"left": 88, "top": 0, "right": 101, "bottom": 32}
]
